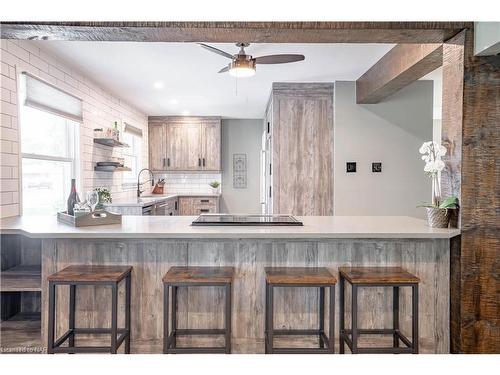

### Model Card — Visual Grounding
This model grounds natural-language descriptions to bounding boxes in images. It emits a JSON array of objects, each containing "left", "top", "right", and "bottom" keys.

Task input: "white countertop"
[
  {"left": 0, "top": 215, "right": 460, "bottom": 239},
  {"left": 103, "top": 193, "right": 220, "bottom": 207}
]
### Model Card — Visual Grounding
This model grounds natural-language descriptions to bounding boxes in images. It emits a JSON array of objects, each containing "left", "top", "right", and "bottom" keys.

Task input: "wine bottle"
[{"left": 67, "top": 179, "right": 80, "bottom": 216}]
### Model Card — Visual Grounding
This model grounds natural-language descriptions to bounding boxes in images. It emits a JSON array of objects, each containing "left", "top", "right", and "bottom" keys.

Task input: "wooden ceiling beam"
[
  {"left": 356, "top": 43, "right": 443, "bottom": 104},
  {"left": 0, "top": 22, "right": 470, "bottom": 43}
]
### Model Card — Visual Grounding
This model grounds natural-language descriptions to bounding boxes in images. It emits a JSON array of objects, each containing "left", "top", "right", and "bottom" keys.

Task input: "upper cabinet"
[{"left": 148, "top": 116, "right": 221, "bottom": 172}]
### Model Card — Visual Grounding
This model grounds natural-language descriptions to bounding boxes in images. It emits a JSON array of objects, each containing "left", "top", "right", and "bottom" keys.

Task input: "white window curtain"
[{"left": 21, "top": 72, "right": 83, "bottom": 123}]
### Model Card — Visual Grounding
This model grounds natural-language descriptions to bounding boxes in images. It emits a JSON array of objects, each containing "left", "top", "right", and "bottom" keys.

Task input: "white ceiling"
[{"left": 37, "top": 42, "right": 396, "bottom": 118}]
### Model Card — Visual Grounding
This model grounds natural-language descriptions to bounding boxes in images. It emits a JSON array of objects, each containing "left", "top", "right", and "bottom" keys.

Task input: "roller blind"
[
  {"left": 22, "top": 72, "right": 83, "bottom": 122},
  {"left": 124, "top": 122, "right": 143, "bottom": 137}
]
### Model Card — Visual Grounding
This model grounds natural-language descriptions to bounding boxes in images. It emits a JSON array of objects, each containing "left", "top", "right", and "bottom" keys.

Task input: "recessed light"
[
  {"left": 169, "top": 99, "right": 178, "bottom": 106},
  {"left": 181, "top": 110, "right": 190, "bottom": 116},
  {"left": 153, "top": 81, "right": 164, "bottom": 90}
]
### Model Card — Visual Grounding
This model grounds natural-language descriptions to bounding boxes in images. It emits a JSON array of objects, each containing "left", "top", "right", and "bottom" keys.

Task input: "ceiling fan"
[{"left": 199, "top": 42, "right": 305, "bottom": 78}]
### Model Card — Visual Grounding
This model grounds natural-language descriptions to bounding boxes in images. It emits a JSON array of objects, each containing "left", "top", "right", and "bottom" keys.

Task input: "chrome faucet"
[{"left": 137, "top": 168, "right": 155, "bottom": 197}]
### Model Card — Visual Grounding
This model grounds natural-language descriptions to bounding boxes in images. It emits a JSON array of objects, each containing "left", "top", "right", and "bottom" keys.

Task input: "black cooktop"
[{"left": 191, "top": 214, "right": 303, "bottom": 226}]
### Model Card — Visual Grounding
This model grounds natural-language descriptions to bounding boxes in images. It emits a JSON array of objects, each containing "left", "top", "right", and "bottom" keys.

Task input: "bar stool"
[
  {"left": 163, "top": 266, "right": 234, "bottom": 354},
  {"left": 47, "top": 265, "right": 132, "bottom": 354},
  {"left": 338, "top": 267, "right": 419, "bottom": 354},
  {"left": 265, "top": 267, "right": 336, "bottom": 354}
]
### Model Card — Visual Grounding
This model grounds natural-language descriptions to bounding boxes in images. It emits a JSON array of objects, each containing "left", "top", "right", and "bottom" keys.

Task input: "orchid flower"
[{"left": 419, "top": 141, "right": 447, "bottom": 206}]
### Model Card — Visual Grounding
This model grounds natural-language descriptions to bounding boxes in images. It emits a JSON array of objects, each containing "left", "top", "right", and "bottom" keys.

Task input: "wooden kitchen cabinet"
[
  {"left": 148, "top": 122, "right": 167, "bottom": 171},
  {"left": 178, "top": 196, "right": 219, "bottom": 215},
  {"left": 268, "top": 83, "right": 334, "bottom": 216},
  {"left": 200, "top": 120, "right": 221, "bottom": 171},
  {"left": 148, "top": 116, "right": 221, "bottom": 172}
]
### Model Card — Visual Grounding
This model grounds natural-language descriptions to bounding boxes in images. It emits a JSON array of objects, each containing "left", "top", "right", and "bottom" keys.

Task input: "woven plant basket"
[{"left": 425, "top": 207, "right": 450, "bottom": 228}]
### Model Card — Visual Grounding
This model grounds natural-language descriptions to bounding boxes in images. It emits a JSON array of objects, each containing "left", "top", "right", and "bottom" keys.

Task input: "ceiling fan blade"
[
  {"left": 255, "top": 54, "right": 305, "bottom": 64},
  {"left": 218, "top": 66, "right": 229, "bottom": 73},
  {"left": 198, "top": 43, "right": 234, "bottom": 59}
]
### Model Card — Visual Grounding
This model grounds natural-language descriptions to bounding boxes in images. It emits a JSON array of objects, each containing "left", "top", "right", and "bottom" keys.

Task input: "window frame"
[
  {"left": 121, "top": 127, "right": 143, "bottom": 188},
  {"left": 19, "top": 104, "right": 81, "bottom": 215}
]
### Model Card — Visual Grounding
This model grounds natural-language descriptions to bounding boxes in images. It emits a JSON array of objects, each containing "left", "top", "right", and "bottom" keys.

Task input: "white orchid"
[
  {"left": 419, "top": 141, "right": 448, "bottom": 206},
  {"left": 419, "top": 141, "right": 446, "bottom": 173}
]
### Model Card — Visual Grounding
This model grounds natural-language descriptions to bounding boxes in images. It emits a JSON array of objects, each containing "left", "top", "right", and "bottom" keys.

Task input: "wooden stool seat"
[
  {"left": 265, "top": 267, "right": 337, "bottom": 285},
  {"left": 339, "top": 267, "right": 420, "bottom": 284},
  {"left": 48, "top": 265, "right": 132, "bottom": 283},
  {"left": 162, "top": 266, "right": 234, "bottom": 284}
]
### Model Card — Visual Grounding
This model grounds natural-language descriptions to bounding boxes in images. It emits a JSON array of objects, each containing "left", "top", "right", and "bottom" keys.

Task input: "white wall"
[
  {"left": 220, "top": 119, "right": 262, "bottom": 214},
  {"left": 334, "top": 81, "right": 433, "bottom": 218},
  {"left": 0, "top": 40, "right": 148, "bottom": 218}
]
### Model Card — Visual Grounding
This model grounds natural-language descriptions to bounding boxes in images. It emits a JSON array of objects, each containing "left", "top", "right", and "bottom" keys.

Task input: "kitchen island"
[{"left": 0, "top": 216, "right": 459, "bottom": 353}]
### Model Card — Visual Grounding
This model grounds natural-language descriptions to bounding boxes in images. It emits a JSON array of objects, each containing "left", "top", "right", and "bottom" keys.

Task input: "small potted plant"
[
  {"left": 209, "top": 181, "right": 220, "bottom": 194},
  {"left": 94, "top": 187, "right": 112, "bottom": 209},
  {"left": 417, "top": 141, "right": 459, "bottom": 227}
]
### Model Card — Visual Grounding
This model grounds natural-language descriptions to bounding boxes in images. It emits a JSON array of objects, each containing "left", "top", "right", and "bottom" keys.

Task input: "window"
[
  {"left": 19, "top": 73, "right": 82, "bottom": 215},
  {"left": 122, "top": 123, "right": 143, "bottom": 186}
]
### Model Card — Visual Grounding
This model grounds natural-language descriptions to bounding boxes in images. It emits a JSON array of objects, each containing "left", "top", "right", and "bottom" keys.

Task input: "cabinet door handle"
[
  {"left": 202, "top": 158, "right": 206, "bottom": 167},
  {"left": 200, "top": 199, "right": 209, "bottom": 203},
  {"left": 167, "top": 158, "right": 170, "bottom": 167},
  {"left": 200, "top": 209, "right": 210, "bottom": 213},
  {"left": 174, "top": 201, "right": 178, "bottom": 210},
  {"left": 163, "top": 158, "right": 166, "bottom": 168},
  {"left": 198, "top": 158, "right": 201, "bottom": 167}
]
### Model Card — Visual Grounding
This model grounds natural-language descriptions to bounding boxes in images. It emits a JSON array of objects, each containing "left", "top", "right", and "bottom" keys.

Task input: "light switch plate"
[
  {"left": 372, "top": 162, "right": 382, "bottom": 173},
  {"left": 346, "top": 162, "right": 357, "bottom": 173}
]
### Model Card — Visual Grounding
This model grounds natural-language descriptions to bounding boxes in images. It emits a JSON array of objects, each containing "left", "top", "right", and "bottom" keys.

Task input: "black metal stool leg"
[
  {"left": 393, "top": 286, "right": 400, "bottom": 349},
  {"left": 329, "top": 285, "right": 335, "bottom": 353},
  {"left": 265, "top": 282, "right": 269, "bottom": 354},
  {"left": 351, "top": 284, "right": 358, "bottom": 354},
  {"left": 225, "top": 283, "right": 232, "bottom": 354},
  {"left": 110, "top": 283, "right": 118, "bottom": 354},
  {"left": 68, "top": 284, "right": 76, "bottom": 348},
  {"left": 163, "top": 283, "right": 169, "bottom": 353},
  {"left": 47, "top": 282, "right": 56, "bottom": 354},
  {"left": 339, "top": 276, "right": 345, "bottom": 354},
  {"left": 171, "top": 285, "right": 177, "bottom": 349},
  {"left": 412, "top": 284, "right": 419, "bottom": 354},
  {"left": 319, "top": 287, "right": 325, "bottom": 348},
  {"left": 267, "top": 284, "right": 274, "bottom": 354},
  {"left": 125, "top": 274, "right": 131, "bottom": 354}
]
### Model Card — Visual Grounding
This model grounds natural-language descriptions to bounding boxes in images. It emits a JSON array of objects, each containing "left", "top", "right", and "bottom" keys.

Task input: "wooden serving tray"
[{"left": 57, "top": 210, "right": 122, "bottom": 227}]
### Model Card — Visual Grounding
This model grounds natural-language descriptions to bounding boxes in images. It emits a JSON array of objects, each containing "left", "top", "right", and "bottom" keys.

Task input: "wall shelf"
[
  {"left": 93, "top": 138, "right": 129, "bottom": 148},
  {"left": 94, "top": 166, "right": 132, "bottom": 172},
  {"left": 0, "top": 265, "right": 41, "bottom": 292}
]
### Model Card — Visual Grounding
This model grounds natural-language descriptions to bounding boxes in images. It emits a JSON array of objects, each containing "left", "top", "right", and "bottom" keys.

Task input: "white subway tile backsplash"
[
  {"left": 153, "top": 173, "right": 222, "bottom": 194},
  {"left": 0, "top": 40, "right": 149, "bottom": 217}
]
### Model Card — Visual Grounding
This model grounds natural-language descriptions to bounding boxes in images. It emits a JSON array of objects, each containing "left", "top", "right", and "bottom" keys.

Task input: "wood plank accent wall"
[
  {"left": 453, "top": 29, "right": 500, "bottom": 354},
  {"left": 270, "top": 83, "right": 334, "bottom": 216},
  {"left": 0, "top": 22, "right": 471, "bottom": 44},
  {"left": 356, "top": 43, "right": 443, "bottom": 104},
  {"left": 40, "top": 238, "right": 450, "bottom": 354}
]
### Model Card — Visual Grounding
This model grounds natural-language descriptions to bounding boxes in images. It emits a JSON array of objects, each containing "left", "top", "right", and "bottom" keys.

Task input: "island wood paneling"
[
  {"left": 0, "top": 22, "right": 471, "bottom": 43},
  {"left": 39, "top": 237, "right": 450, "bottom": 353},
  {"left": 271, "top": 83, "right": 334, "bottom": 216},
  {"left": 356, "top": 43, "right": 443, "bottom": 104}
]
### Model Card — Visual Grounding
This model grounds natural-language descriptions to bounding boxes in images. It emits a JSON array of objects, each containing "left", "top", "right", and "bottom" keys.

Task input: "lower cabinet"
[{"left": 178, "top": 196, "right": 219, "bottom": 215}]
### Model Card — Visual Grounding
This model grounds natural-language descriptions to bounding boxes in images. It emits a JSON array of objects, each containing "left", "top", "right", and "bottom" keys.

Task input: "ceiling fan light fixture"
[{"left": 228, "top": 59, "right": 256, "bottom": 78}]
